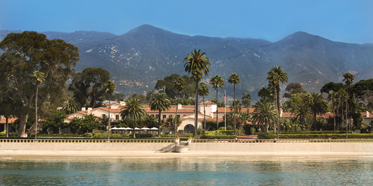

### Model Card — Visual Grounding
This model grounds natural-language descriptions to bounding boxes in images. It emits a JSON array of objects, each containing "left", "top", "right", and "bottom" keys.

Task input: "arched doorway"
[{"left": 184, "top": 124, "right": 195, "bottom": 133}]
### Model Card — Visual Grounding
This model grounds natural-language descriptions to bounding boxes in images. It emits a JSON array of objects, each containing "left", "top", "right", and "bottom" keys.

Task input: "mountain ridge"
[{"left": 1, "top": 25, "right": 373, "bottom": 101}]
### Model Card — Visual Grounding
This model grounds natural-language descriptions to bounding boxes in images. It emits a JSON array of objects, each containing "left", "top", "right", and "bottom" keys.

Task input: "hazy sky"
[{"left": 1, "top": 0, "right": 372, "bottom": 43}]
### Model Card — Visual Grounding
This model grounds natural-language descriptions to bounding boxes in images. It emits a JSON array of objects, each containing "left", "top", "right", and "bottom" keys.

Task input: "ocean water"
[{"left": 0, "top": 156, "right": 373, "bottom": 186}]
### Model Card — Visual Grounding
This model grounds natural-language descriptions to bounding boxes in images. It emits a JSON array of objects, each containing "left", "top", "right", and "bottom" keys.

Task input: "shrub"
[
  {"left": 0, "top": 131, "right": 5, "bottom": 136},
  {"left": 200, "top": 135, "right": 234, "bottom": 139}
]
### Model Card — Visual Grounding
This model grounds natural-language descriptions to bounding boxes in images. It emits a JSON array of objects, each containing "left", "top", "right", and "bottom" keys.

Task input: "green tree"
[
  {"left": 150, "top": 93, "right": 171, "bottom": 137},
  {"left": 267, "top": 66, "right": 288, "bottom": 112},
  {"left": 284, "top": 93, "right": 311, "bottom": 130},
  {"left": 42, "top": 109, "right": 67, "bottom": 134},
  {"left": 33, "top": 70, "right": 45, "bottom": 139},
  {"left": 252, "top": 99, "right": 277, "bottom": 135},
  {"left": 327, "top": 91, "right": 338, "bottom": 134},
  {"left": 242, "top": 92, "right": 252, "bottom": 114},
  {"left": 210, "top": 75, "right": 225, "bottom": 129},
  {"left": 343, "top": 72, "right": 355, "bottom": 138},
  {"left": 155, "top": 74, "right": 195, "bottom": 99},
  {"left": 173, "top": 76, "right": 186, "bottom": 138},
  {"left": 283, "top": 83, "right": 307, "bottom": 99},
  {"left": 62, "top": 97, "right": 81, "bottom": 114},
  {"left": 198, "top": 82, "right": 210, "bottom": 130},
  {"left": 120, "top": 98, "right": 147, "bottom": 138},
  {"left": 307, "top": 93, "right": 329, "bottom": 131},
  {"left": 0, "top": 31, "right": 79, "bottom": 137},
  {"left": 104, "top": 80, "right": 116, "bottom": 142},
  {"left": 228, "top": 73, "right": 240, "bottom": 135},
  {"left": 69, "top": 67, "right": 110, "bottom": 108},
  {"left": 184, "top": 49, "right": 211, "bottom": 138}
]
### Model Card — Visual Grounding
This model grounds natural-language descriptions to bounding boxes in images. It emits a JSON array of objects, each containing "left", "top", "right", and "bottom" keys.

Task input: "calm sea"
[{"left": 0, "top": 156, "right": 372, "bottom": 185}]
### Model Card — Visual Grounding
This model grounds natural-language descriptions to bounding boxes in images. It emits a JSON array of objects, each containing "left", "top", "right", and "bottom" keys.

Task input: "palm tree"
[
  {"left": 150, "top": 93, "right": 171, "bottom": 137},
  {"left": 173, "top": 76, "right": 186, "bottom": 138},
  {"left": 210, "top": 75, "right": 224, "bottom": 130},
  {"left": 343, "top": 72, "right": 355, "bottom": 139},
  {"left": 252, "top": 99, "right": 277, "bottom": 135},
  {"left": 33, "top": 70, "right": 45, "bottom": 139},
  {"left": 327, "top": 91, "right": 338, "bottom": 134},
  {"left": 228, "top": 73, "right": 240, "bottom": 135},
  {"left": 198, "top": 82, "right": 209, "bottom": 130},
  {"left": 184, "top": 49, "right": 211, "bottom": 137},
  {"left": 104, "top": 80, "right": 116, "bottom": 142},
  {"left": 267, "top": 66, "right": 288, "bottom": 112},
  {"left": 120, "top": 98, "right": 147, "bottom": 138},
  {"left": 337, "top": 89, "right": 347, "bottom": 131},
  {"left": 242, "top": 93, "right": 252, "bottom": 114},
  {"left": 63, "top": 97, "right": 81, "bottom": 114},
  {"left": 307, "top": 93, "right": 329, "bottom": 131}
]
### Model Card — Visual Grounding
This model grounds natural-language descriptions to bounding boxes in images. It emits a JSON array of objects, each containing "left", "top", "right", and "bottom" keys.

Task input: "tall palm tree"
[
  {"left": 337, "top": 89, "right": 347, "bottom": 131},
  {"left": 242, "top": 93, "right": 252, "bottom": 114},
  {"left": 267, "top": 66, "right": 288, "bottom": 112},
  {"left": 252, "top": 99, "right": 277, "bottom": 135},
  {"left": 173, "top": 76, "right": 186, "bottom": 138},
  {"left": 307, "top": 93, "right": 329, "bottom": 131},
  {"left": 150, "top": 93, "right": 171, "bottom": 137},
  {"left": 267, "top": 71, "right": 281, "bottom": 137},
  {"left": 327, "top": 91, "right": 338, "bottom": 134},
  {"left": 63, "top": 97, "right": 81, "bottom": 114},
  {"left": 184, "top": 49, "right": 211, "bottom": 137},
  {"left": 228, "top": 73, "right": 240, "bottom": 135},
  {"left": 33, "top": 70, "right": 45, "bottom": 139},
  {"left": 198, "top": 82, "right": 209, "bottom": 130},
  {"left": 104, "top": 80, "right": 116, "bottom": 142},
  {"left": 343, "top": 72, "right": 355, "bottom": 139},
  {"left": 120, "top": 98, "right": 147, "bottom": 138},
  {"left": 210, "top": 75, "right": 224, "bottom": 130}
]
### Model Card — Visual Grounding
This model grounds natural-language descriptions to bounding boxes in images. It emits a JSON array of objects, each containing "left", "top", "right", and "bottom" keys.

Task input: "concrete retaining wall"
[
  {"left": 2, "top": 142, "right": 373, "bottom": 154},
  {"left": 0, "top": 142, "right": 174, "bottom": 152},
  {"left": 188, "top": 143, "right": 373, "bottom": 153}
]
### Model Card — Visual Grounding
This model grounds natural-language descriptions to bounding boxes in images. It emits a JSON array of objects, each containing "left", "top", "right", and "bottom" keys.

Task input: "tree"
[
  {"left": 120, "top": 98, "right": 147, "bottom": 138},
  {"left": 165, "top": 115, "right": 182, "bottom": 131},
  {"left": 267, "top": 66, "right": 288, "bottom": 112},
  {"left": 228, "top": 73, "right": 241, "bottom": 135},
  {"left": 62, "top": 97, "right": 81, "bottom": 114},
  {"left": 155, "top": 74, "right": 195, "bottom": 99},
  {"left": 268, "top": 66, "right": 288, "bottom": 138},
  {"left": 283, "top": 83, "right": 307, "bottom": 99},
  {"left": 0, "top": 31, "right": 79, "bottom": 137},
  {"left": 173, "top": 76, "right": 186, "bottom": 138},
  {"left": 343, "top": 72, "right": 355, "bottom": 138},
  {"left": 198, "top": 82, "right": 210, "bottom": 130},
  {"left": 150, "top": 93, "right": 171, "bottom": 137},
  {"left": 42, "top": 109, "right": 67, "bottom": 134},
  {"left": 104, "top": 80, "right": 116, "bottom": 142},
  {"left": 210, "top": 75, "right": 225, "bottom": 129},
  {"left": 184, "top": 49, "right": 211, "bottom": 138},
  {"left": 33, "top": 70, "right": 45, "bottom": 139},
  {"left": 327, "top": 91, "right": 338, "bottom": 134},
  {"left": 284, "top": 93, "right": 311, "bottom": 130},
  {"left": 69, "top": 67, "right": 110, "bottom": 108},
  {"left": 307, "top": 93, "right": 329, "bottom": 131},
  {"left": 242, "top": 93, "right": 252, "bottom": 114},
  {"left": 252, "top": 99, "right": 277, "bottom": 135}
]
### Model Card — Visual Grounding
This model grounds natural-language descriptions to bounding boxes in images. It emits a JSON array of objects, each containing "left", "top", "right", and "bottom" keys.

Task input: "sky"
[{"left": 1, "top": 0, "right": 372, "bottom": 44}]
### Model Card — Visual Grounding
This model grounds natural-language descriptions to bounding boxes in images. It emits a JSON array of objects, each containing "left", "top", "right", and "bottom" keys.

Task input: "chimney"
[
  {"left": 367, "top": 111, "right": 369, "bottom": 118},
  {"left": 178, "top": 103, "right": 182, "bottom": 110},
  {"left": 82, "top": 107, "right": 86, "bottom": 111},
  {"left": 87, "top": 107, "right": 92, "bottom": 114}
]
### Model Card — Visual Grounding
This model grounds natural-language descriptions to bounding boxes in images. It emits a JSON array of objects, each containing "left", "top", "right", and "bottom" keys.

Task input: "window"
[
  {"left": 177, "top": 115, "right": 180, "bottom": 118},
  {"left": 156, "top": 115, "right": 159, "bottom": 118},
  {"left": 116, "top": 115, "right": 119, "bottom": 120},
  {"left": 163, "top": 115, "right": 166, "bottom": 119}
]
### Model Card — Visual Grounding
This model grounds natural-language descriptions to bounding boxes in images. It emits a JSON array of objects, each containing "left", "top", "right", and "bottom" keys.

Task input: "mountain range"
[{"left": 1, "top": 25, "right": 373, "bottom": 101}]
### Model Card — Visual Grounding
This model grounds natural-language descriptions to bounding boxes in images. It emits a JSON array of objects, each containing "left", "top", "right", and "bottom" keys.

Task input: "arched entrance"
[{"left": 184, "top": 124, "right": 195, "bottom": 133}]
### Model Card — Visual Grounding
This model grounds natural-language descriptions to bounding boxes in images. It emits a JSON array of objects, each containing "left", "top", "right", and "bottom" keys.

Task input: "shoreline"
[{"left": 2, "top": 150, "right": 373, "bottom": 158}]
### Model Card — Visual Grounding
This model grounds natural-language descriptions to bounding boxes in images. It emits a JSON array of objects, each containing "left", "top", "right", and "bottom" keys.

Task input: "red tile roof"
[{"left": 0, "top": 118, "right": 17, "bottom": 124}]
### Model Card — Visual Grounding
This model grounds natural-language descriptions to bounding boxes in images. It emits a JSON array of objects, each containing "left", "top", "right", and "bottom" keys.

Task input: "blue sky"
[{"left": 1, "top": 0, "right": 372, "bottom": 43}]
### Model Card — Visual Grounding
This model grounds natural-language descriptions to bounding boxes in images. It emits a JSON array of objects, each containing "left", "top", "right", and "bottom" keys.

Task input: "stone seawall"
[{"left": 2, "top": 142, "right": 373, "bottom": 156}]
